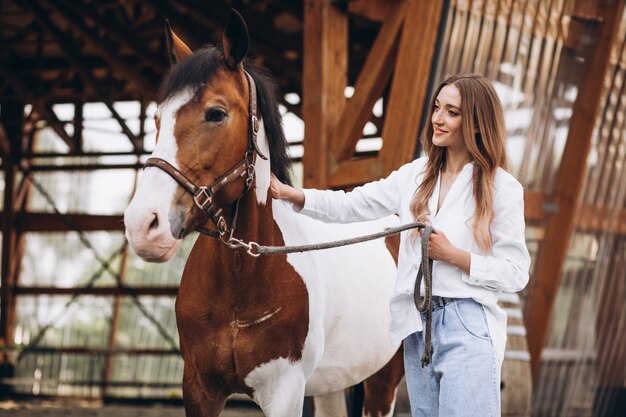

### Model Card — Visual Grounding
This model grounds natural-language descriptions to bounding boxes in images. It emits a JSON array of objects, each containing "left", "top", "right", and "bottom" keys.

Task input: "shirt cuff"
[
  {"left": 465, "top": 253, "right": 499, "bottom": 291},
  {"left": 298, "top": 189, "right": 317, "bottom": 214}
]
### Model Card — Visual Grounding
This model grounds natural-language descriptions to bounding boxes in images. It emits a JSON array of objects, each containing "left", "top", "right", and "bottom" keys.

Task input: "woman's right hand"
[{"left": 270, "top": 174, "right": 305, "bottom": 210}]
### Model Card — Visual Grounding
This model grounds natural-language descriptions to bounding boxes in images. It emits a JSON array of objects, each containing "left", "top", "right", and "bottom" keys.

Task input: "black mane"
[{"left": 159, "top": 47, "right": 293, "bottom": 186}]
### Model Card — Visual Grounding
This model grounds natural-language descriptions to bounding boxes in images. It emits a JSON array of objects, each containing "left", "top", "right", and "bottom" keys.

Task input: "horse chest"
[{"left": 177, "top": 250, "right": 311, "bottom": 389}]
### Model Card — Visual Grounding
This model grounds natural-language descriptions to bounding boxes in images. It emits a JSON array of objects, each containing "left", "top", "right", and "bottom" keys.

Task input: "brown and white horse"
[{"left": 124, "top": 11, "right": 404, "bottom": 417}]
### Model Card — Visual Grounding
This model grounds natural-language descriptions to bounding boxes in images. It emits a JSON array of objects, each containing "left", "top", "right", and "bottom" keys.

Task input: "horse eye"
[{"left": 205, "top": 108, "right": 227, "bottom": 123}]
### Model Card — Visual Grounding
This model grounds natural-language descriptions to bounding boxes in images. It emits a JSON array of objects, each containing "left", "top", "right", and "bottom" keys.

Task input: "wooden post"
[
  {"left": 323, "top": 0, "right": 445, "bottom": 189},
  {"left": 524, "top": 0, "right": 625, "bottom": 380},
  {"left": 379, "top": 0, "right": 445, "bottom": 174},
  {"left": 302, "top": 0, "right": 347, "bottom": 188},
  {"left": 0, "top": 103, "right": 22, "bottom": 353}
]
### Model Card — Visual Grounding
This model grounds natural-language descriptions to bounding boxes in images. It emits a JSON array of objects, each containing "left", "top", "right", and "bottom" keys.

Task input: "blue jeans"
[{"left": 404, "top": 297, "right": 501, "bottom": 417}]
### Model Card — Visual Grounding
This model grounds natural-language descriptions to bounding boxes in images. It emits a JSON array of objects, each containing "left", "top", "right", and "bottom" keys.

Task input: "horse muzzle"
[{"left": 124, "top": 203, "right": 181, "bottom": 263}]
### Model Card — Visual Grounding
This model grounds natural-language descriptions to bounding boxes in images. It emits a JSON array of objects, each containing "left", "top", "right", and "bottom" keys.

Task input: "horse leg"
[
  {"left": 182, "top": 364, "right": 227, "bottom": 417},
  {"left": 312, "top": 391, "right": 348, "bottom": 417},
  {"left": 362, "top": 347, "right": 405, "bottom": 417},
  {"left": 250, "top": 368, "right": 306, "bottom": 417}
]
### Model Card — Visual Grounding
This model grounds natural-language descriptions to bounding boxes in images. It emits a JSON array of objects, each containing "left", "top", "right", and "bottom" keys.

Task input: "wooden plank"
[
  {"left": 348, "top": 0, "right": 398, "bottom": 21},
  {"left": 330, "top": 1, "right": 406, "bottom": 165},
  {"left": 15, "top": 213, "right": 124, "bottom": 232},
  {"left": 302, "top": 0, "right": 348, "bottom": 188},
  {"left": 378, "top": 0, "right": 445, "bottom": 175},
  {"left": 13, "top": 286, "right": 178, "bottom": 296},
  {"left": 329, "top": 157, "right": 384, "bottom": 189},
  {"left": 0, "top": 103, "right": 19, "bottom": 349},
  {"left": 524, "top": 0, "right": 625, "bottom": 380}
]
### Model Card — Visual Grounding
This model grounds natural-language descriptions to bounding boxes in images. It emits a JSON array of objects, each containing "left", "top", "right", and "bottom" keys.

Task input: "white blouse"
[{"left": 299, "top": 156, "right": 531, "bottom": 362}]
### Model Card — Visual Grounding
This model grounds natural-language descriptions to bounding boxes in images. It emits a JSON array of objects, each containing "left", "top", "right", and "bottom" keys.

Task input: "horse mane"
[{"left": 159, "top": 47, "right": 293, "bottom": 186}]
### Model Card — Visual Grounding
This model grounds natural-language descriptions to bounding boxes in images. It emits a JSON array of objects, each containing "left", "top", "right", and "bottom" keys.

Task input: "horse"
[{"left": 124, "top": 10, "right": 404, "bottom": 417}]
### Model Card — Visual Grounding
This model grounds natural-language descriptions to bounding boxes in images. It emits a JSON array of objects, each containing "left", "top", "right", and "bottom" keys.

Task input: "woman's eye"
[{"left": 205, "top": 108, "right": 227, "bottom": 123}]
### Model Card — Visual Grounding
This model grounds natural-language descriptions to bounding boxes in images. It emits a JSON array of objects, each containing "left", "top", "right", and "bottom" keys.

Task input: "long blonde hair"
[{"left": 410, "top": 74, "right": 510, "bottom": 252}]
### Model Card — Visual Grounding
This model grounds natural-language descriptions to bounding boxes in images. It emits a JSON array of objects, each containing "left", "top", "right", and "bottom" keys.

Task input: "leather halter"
[{"left": 144, "top": 71, "right": 267, "bottom": 240}]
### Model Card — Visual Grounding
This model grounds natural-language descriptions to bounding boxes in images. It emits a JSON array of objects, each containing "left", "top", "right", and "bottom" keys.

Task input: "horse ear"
[
  {"left": 165, "top": 20, "right": 192, "bottom": 64},
  {"left": 223, "top": 9, "right": 249, "bottom": 69}
]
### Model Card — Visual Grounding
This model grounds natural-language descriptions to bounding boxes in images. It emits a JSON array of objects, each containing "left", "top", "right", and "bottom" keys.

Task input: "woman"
[{"left": 270, "top": 74, "right": 530, "bottom": 417}]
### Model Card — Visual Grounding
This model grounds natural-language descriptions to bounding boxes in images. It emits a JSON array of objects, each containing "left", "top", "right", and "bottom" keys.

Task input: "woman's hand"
[
  {"left": 422, "top": 229, "right": 471, "bottom": 274},
  {"left": 269, "top": 174, "right": 305, "bottom": 211}
]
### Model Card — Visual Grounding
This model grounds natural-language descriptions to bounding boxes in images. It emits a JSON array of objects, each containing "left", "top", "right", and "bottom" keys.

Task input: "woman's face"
[{"left": 431, "top": 84, "right": 465, "bottom": 151}]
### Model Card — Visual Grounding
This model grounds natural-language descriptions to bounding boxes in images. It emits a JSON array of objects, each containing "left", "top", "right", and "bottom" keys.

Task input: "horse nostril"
[{"left": 149, "top": 214, "right": 159, "bottom": 230}]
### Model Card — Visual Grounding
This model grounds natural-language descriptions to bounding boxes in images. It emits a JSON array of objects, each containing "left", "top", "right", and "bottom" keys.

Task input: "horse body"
[{"left": 124, "top": 11, "right": 404, "bottom": 417}]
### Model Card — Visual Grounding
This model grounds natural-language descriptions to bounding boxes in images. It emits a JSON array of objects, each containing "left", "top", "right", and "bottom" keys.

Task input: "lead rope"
[
  {"left": 414, "top": 226, "right": 435, "bottom": 367},
  {"left": 217, "top": 221, "right": 436, "bottom": 367}
]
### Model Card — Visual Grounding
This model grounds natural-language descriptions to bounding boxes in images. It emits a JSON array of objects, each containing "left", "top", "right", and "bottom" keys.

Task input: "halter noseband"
[{"left": 144, "top": 71, "right": 267, "bottom": 240}]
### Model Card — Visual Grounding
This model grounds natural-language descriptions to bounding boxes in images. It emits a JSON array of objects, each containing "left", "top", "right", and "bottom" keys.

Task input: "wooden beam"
[
  {"left": 524, "top": 0, "right": 625, "bottom": 380},
  {"left": 13, "top": 286, "right": 178, "bottom": 296},
  {"left": 302, "top": 0, "right": 348, "bottom": 187},
  {"left": 73, "top": 102, "right": 83, "bottom": 154},
  {"left": 60, "top": 0, "right": 165, "bottom": 72},
  {"left": 378, "top": 0, "right": 445, "bottom": 175},
  {"left": 0, "top": 104, "right": 20, "bottom": 349},
  {"left": 15, "top": 213, "right": 124, "bottom": 232},
  {"left": 0, "top": 68, "right": 74, "bottom": 150},
  {"left": 18, "top": 0, "right": 142, "bottom": 152},
  {"left": 329, "top": 1, "right": 406, "bottom": 165},
  {"left": 38, "top": 0, "right": 155, "bottom": 95},
  {"left": 12, "top": 346, "right": 179, "bottom": 355},
  {"left": 348, "top": 0, "right": 397, "bottom": 22}
]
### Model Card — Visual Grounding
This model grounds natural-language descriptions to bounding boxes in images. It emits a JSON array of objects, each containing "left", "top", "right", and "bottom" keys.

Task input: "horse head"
[{"left": 124, "top": 10, "right": 289, "bottom": 262}]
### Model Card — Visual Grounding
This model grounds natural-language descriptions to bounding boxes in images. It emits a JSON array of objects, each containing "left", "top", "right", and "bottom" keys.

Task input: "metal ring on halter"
[
  {"left": 246, "top": 242, "right": 261, "bottom": 257},
  {"left": 193, "top": 187, "right": 212, "bottom": 210}
]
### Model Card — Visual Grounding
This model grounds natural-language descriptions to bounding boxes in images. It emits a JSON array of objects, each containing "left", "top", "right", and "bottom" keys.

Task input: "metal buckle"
[
  {"left": 216, "top": 216, "right": 228, "bottom": 236},
  {"left": 193, "top": 187, "right": 211, "bottom": 209},
  {"left": 245, "top": 163, "right": 255, "bottom": 188},
  {"left": 251, "top": 115, "right": 259, "bottom": 134}
]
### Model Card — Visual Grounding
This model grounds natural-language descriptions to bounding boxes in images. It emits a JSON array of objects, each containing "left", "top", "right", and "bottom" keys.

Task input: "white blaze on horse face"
[
  {"left": 124, "top": 89, "right": 194, "bottom": 262},
  {"left": 254, "top": 120, "right": 271, "bottom": 205}
]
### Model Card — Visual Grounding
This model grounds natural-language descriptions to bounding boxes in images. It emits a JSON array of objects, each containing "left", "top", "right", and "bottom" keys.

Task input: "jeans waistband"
[{"left": 431, "top": 296, "right": 458, "bottom": 309}]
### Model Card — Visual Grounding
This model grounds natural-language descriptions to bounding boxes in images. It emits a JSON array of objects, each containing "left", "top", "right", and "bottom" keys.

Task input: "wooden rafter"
[
  {"left": 62, "top": 0, "right": 164, "bottom": 72},
  {"left": 524, "top": 0, "right": 626, "bottom": 380},
  {"left": 19, "top": 0, "right": 142, "bottom": 152},
  {"left": 42, "top": 0, "right": 155, "bottom": 95},
  {"left": 0, "top": 67, "right": 74, "bottom": 150}
]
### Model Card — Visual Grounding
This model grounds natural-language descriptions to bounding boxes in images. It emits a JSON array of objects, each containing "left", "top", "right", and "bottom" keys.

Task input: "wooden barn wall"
[
  {"left": 532, "top": 8, "right": 626, "bottom": 416},
  {"left": 431, "top": 0, "right": 625, "bottom": 416}
]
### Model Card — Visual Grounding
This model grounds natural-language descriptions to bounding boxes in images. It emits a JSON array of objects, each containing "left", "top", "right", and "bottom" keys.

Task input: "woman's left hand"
[
  {"left": 424, "top": 230, "right": 455, "bottom": 262},
  {"left": 422, "top": 229, "right": 471, "bottom": 273}
]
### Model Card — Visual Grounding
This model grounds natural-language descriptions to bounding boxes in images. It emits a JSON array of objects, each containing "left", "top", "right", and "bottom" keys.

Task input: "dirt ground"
[{"left": 0, "top": 400, "right": 263, "bottom": 417}]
